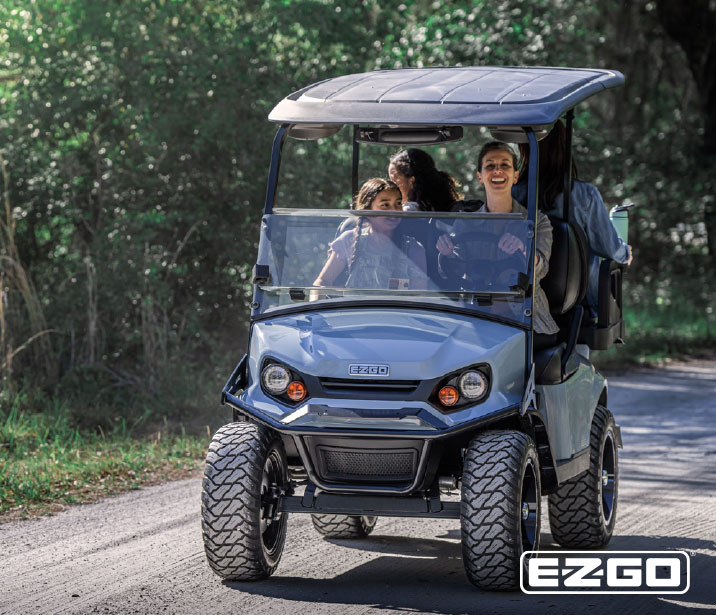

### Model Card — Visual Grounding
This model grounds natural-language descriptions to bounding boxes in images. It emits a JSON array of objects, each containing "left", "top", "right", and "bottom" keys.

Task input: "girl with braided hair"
[{"left": 313, "top": 178, "right": 427, "bottom": 290}]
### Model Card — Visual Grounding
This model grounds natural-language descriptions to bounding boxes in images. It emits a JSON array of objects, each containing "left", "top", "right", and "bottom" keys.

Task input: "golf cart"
[{"left": 201, "top": 66, "right": 627, "bottom": 590}]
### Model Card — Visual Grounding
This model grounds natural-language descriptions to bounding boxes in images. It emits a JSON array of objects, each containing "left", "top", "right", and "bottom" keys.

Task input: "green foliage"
[
  {"left": 0, "top": 0, "right": 713, "bottom": 406},
  {"left": 595, "top": 289, "right": 716, "bottom": 367}
]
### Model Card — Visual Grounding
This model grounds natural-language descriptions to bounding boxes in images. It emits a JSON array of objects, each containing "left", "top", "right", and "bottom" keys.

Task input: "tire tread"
[
  {"left": 547, "top": 405, "right": 618, "bottom": 548},
  {"left": 201, "top": 422, "right": 287, "bottom": 581}
]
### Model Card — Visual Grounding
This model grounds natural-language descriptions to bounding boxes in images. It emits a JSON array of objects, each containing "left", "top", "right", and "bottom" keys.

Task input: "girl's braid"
[{"left": 348, "top": 216, "right": 364, "bottom": 274}]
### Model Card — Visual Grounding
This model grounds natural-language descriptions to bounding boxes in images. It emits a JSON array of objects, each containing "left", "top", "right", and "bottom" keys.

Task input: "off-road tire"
[
  {"left": 201, "top": 422, "right": 289, "bottom": 581},
  {"left": 461, "top": 430, "right": 540, "bottom": 591},
  {"left": 548, "top": 405, "right": 618, "bottom": 548},
  {"left": 311, "top": 514, "right": 377, "bottom": 538}
]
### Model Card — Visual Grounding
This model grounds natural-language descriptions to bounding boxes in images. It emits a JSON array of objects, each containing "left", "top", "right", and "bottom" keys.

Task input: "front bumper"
[
  {"left": 222, "top": 356, "right": 519, "bottom": 439},
  {"left": 222, "top": 355, "right": 520, "bottom": 494}
]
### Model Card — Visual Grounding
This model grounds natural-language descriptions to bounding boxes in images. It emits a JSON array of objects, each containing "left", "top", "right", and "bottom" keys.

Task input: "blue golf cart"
[{"left": 201, "top": 66, "right": 628, "bottom": 590}]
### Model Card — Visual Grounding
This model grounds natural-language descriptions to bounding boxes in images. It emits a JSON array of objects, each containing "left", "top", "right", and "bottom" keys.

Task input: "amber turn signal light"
[
  {"left": 438, "top": 385, "right": 459, "bottom": 407},
  {"left": 286, "top": 381, "right": 307, "bottom": 402}
]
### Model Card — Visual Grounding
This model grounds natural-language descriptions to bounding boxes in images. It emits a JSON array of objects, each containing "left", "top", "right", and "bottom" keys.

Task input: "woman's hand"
[
  {"left": 498, "top": 233, "right": 526, "bottom": 257},
  {"left": 436, "top": 233, "right": 456, "bottom": 256}
]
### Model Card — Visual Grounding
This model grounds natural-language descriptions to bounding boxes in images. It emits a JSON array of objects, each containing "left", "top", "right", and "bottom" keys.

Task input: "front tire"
[
  {"left": 461, "top": 431, "right": 540, "bottom": 591},
  {"left": 201, "top": 422, "right": 289, "bottom": 581},
  {"left": 548, "top": 405, "right": 619, "bottom": 548},
  {"left": 311, "top": 514, "right": 377, "bottom": 538}
]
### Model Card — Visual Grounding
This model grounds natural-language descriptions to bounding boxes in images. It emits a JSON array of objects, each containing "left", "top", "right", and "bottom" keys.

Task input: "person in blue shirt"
[{"left": 513, "top": 120, "right": 633, "bottom": 312}]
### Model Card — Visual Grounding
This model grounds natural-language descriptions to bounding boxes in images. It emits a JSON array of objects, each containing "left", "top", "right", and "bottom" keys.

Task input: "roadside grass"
[
  {"left": 593, "top": 300, "right": 716, "bottom": 369},
  {"left": 2, "top": 298, "right": 713, "bottom": 523},
  {"left": 0, "top": 391, "right": 210, "bottom": 522}
]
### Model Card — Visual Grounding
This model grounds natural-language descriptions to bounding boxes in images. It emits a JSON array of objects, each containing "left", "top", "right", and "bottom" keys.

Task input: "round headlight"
[
  {"left": 286, "top": 381, "right": 307, "bottom": 402},
  {"left": 458, "top": 370, "right": 488, "bottom": 400},
  {"left": 438, "top": 385, "right": 460, "bottom": 407},
  {"left": 262, "top": 364, "right": 290, "bottom": 394}
]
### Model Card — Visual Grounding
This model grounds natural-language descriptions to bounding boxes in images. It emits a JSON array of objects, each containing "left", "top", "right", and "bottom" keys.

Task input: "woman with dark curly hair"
[
  {"left": 388, "top": 149, "right": 465, "bottom": 283},
  {"left": 388, "top": 148, "right": 461, "bottom": 212}
]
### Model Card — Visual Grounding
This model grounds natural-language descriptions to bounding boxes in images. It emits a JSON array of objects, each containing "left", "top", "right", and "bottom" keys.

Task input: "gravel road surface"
[{"left": 1, "top": 361, "right": 715, "bottom": 615}]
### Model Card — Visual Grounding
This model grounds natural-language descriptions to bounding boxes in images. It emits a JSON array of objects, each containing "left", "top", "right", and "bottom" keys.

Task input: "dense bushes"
[{"left": 0, "top": 1, "right": 713, "bottom": 419}]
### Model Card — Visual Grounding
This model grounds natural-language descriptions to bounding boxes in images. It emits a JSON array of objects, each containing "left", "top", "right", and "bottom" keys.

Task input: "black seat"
[
  {"left": 577, "top": 259, "right": 626, "bottom": 349},
  {"left": 534, "top": 217, "right": 588, "bottom": 384},
  {"left": 542, "top": 217, "right": 589, "bottom": 318}
]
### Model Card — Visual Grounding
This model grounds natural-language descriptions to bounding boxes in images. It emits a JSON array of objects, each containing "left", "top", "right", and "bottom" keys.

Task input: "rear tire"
[
  {"left": 311, "top": 514, "right": 377, "bottom": 538},
  {"left": 461, "top": 430, "right": 540, "bottom": 591},
  {"left": 548, "top": 405, "right": 618, "bottom": 548},
  {"left": 201, "top": 422, "right": 289, "bottom": 581}
]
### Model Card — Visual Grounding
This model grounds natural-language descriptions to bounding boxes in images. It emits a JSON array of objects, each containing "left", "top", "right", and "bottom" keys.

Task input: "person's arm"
[
  {"left": 580, "top": 183, "right": 631, "bottom": 264},
  {"left": 534, "top": 213, "right": 553, "bottom": 282},
  {"left": 313, "top": 251, "right": 346, "bottom": 287}
]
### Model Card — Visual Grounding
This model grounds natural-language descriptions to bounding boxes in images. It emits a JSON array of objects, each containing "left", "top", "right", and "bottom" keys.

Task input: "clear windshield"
[{"left": 253, "top": 209, "right": 535, "bottom": 326}]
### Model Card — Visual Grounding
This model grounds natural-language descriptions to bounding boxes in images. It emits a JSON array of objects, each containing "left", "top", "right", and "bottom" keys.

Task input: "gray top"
[
  {"left": 329, "top": 228, "right": 428, "bottom": 290},
  {"left": 269, "top": 66, "right": 624, "bottom": 127},
  {"left": 479, "top": 200, "right": 558, "bottom": 335},
  {"left": 513, "top": 180, "right": 630, "bottom": 309}
]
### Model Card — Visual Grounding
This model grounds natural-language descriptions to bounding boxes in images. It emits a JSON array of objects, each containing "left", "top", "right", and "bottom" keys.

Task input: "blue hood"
[{"left": 249, "top": 308, "right": 525, "bottom": 383}]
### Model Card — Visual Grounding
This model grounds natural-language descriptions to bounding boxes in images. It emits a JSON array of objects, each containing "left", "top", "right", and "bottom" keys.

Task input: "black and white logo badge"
[
  {"left": 521, "top": 551, "right": 690, "bottom": 594},
  {"left": 348, "top": 364, "right": 390, "bottom": 377}
]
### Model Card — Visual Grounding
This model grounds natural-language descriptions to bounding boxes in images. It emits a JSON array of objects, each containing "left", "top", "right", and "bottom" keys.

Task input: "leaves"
[{"left": 0, "top": 0, "right": 713, "bottom": 392}]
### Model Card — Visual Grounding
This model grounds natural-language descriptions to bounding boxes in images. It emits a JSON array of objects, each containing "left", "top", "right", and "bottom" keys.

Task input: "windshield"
[{"left": 253, "top": 209, "right": 535, "bottom": 326}]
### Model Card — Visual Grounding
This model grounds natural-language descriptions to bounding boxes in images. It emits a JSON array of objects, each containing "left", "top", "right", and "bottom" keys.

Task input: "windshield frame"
[
  {"left": 254, "top": 122, "right": 542, "bottom": 333},
  {"left": 250, "top": 207, "right": 537, "bottom": 328}
]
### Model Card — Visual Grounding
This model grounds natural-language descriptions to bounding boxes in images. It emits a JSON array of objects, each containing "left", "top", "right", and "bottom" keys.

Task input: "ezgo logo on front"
[{"left": 521, "top": 551, "right": 690, "bottom": 594}]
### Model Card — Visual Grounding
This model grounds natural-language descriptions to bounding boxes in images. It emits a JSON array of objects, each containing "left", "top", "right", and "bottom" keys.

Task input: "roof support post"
[
  {"left": 264, "top": 124, "right": 289, "bottom": 215},
  {"left": 524, "top": 127, "right": 539, "bottom": 370},
  {"left": 525, "top": 128, "right": 539, "bottom": 223},
  {"left": 563, "top": 109, "right": 574, "bottom": 221},
  {"left": 352, "top": 125, "right": 360, "bottom": 199}
]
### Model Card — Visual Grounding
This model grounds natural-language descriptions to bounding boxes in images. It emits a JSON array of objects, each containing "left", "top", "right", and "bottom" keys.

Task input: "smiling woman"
[{"left": 435, "top": 141, "right": 559, "bottom": 342}]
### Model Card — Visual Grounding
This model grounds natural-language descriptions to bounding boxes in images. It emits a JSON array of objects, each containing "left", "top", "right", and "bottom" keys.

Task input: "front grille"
[
  {"left": 321, "top": 448, "right": 415, "bottom": 479},
  {"left": 305, "top": 438, "right": 422, "bottom": 485},
  {"left": 319, "top": 378, "right": 419, "bottom": 396}
]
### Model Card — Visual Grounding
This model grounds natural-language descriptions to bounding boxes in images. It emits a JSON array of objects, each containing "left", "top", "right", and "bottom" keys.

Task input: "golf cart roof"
[{"left": 269, "top": 66, "right": 624, "bottom": 132}]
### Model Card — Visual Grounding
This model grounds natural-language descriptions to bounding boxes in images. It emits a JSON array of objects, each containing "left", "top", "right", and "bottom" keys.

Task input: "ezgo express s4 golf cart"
[{"left": 201, "top": 66, "right": 628, "bottom": 590}]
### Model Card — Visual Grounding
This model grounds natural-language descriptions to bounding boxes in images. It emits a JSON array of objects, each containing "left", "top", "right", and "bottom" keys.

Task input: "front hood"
[{"left": 249, "top": 308, "right": 524, "bottom": 382}]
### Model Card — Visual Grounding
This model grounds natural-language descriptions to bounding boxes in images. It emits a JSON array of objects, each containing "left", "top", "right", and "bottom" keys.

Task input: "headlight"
[
  {"left": 262, "top": 364, "right": 290, "bottom": 394},
  {"left": 458, "top": 370, "right": 488, "bottom": 399}
]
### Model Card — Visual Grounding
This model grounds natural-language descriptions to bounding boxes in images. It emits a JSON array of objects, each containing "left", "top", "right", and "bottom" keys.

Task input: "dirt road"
[{"left": 1, "top": 361, "right": 715, "bottom": 615}]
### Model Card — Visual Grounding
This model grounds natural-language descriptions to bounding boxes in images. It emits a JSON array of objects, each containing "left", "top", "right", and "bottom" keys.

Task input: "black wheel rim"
[
  {"left": 600, "top": 432, "right": 616, "bottom": 525},
  {"left": 260, "top": 448, "right": 286, "bottom": 557},
  {"left": 520, "top": 458, "right": 538, "bottom": 552}
]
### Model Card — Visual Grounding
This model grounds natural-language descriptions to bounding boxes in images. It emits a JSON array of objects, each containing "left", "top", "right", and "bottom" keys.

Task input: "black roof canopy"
[{"left": 269, "top": 66, "right": 624, "bottom": 129}]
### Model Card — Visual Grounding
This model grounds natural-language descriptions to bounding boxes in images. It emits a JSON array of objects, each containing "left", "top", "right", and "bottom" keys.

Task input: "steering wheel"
[{"left": 437, "top": 230, "right": 527, "bottom": 291}]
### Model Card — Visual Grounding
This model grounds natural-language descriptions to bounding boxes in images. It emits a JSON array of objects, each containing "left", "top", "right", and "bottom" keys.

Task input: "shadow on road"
[{"left": 222, "top": 534, "right": 715, "bottom": 615}]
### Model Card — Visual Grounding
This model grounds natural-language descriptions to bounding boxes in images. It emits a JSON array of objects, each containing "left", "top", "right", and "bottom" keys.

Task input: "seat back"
[
  {"left": 541, "top": 217, "right": 588, "bottom": 316},
  {"left": 578, "top": 258, "right": 626, "bottom": 350}
]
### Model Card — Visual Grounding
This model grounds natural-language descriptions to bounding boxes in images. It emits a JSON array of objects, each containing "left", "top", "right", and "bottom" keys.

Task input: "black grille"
[
  {"left": 314, "top": 445, "right": 419, "bottom": 483},
  {"left": 319, "top": 378, "right": 419, "bottom": 396}
]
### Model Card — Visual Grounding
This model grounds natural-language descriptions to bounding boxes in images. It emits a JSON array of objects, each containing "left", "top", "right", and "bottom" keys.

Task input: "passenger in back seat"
[{"left": 514, "top": 120, "right": 633, "bottom": 315}]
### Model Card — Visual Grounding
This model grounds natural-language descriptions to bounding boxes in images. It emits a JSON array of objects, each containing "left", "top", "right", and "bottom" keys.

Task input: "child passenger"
[{"left": 313, "top": 178, "right": 427, "bottom": 290}]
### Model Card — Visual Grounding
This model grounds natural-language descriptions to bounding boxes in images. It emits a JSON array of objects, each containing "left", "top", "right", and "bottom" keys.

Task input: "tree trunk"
[{"left": 655, "top": 0, "right": 716, "bottom": 260}]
